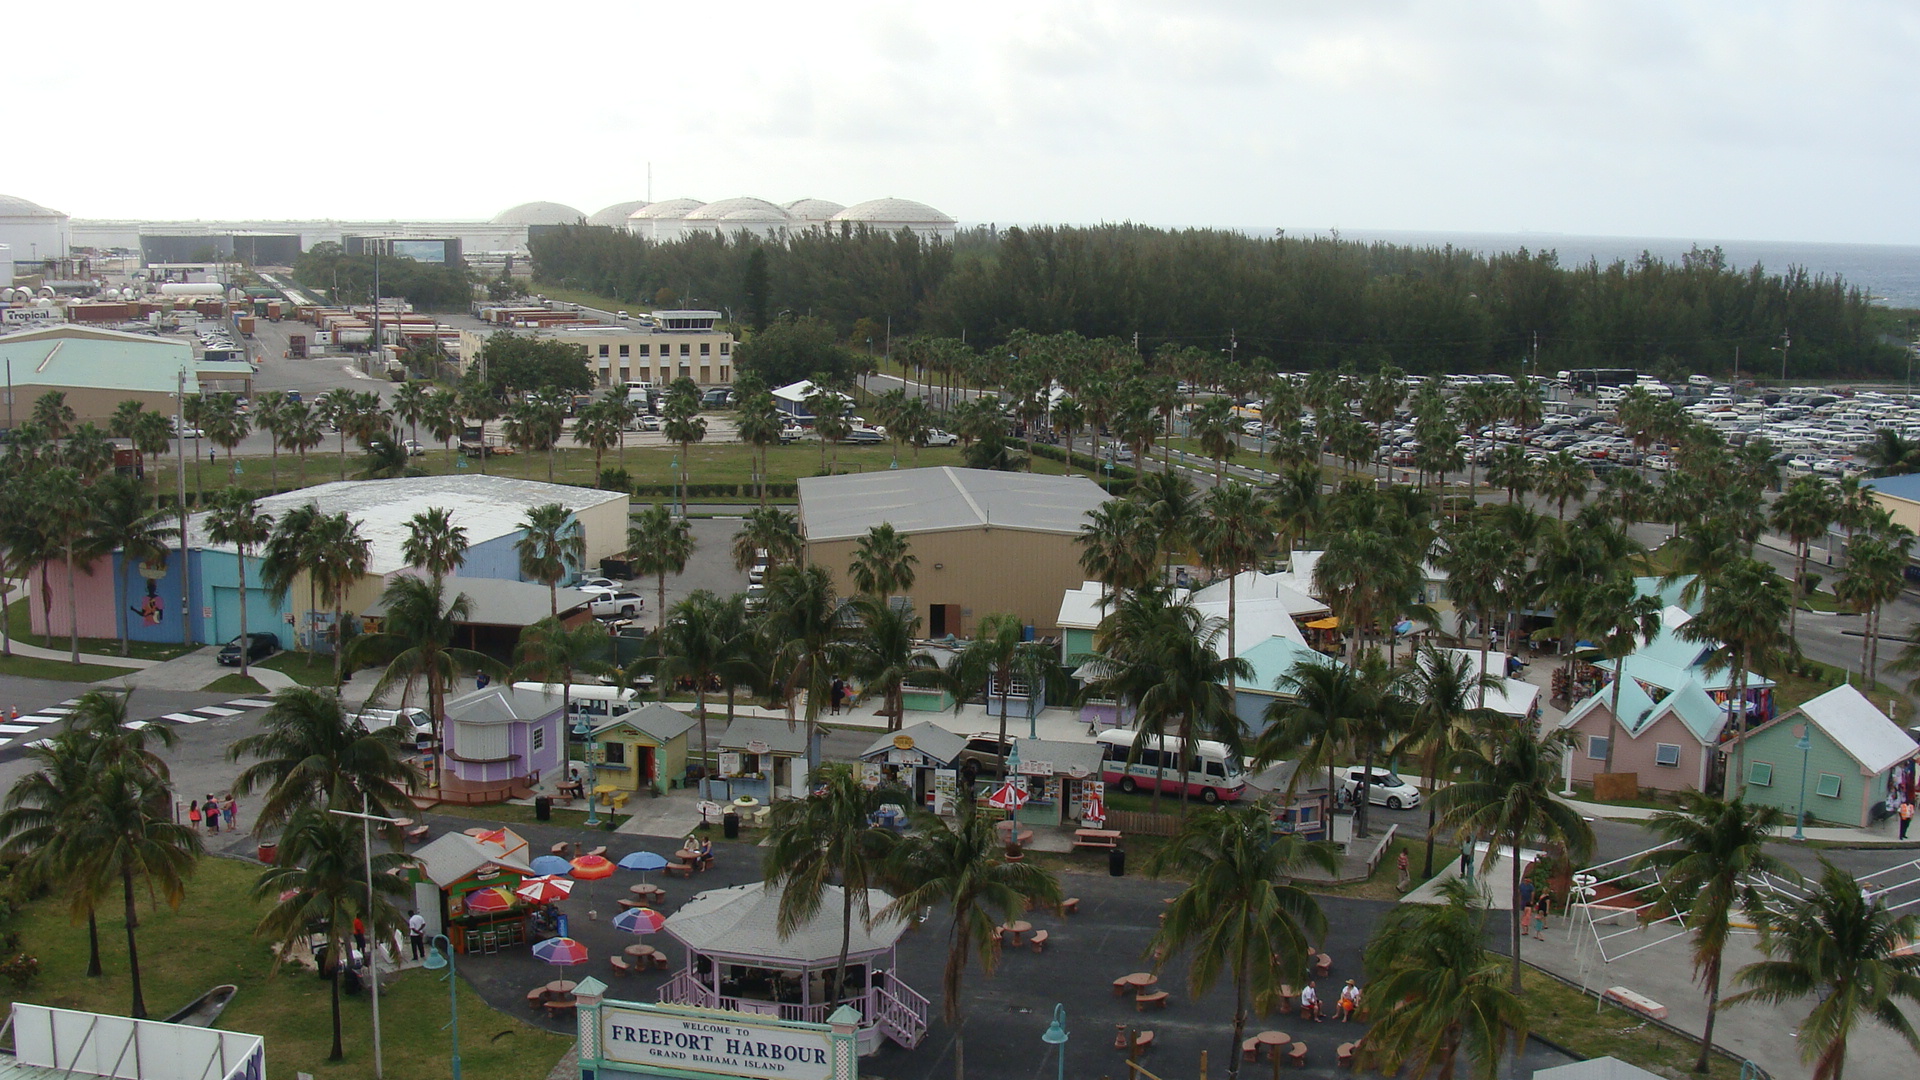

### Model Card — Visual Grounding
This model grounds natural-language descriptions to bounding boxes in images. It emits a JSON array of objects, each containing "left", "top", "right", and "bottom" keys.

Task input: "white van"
[
  {"left": 1095, "top": 730, "right": 1246, "bottom": 803},
  {"left": 510, "top": 681, "right": 646, "bottom": 721}
]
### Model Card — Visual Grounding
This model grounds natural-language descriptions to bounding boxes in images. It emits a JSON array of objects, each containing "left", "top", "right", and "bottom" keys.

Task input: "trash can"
[
  {"left": 723, "top": 811, "right": 741, "bottom": 840},
  {"left": 535, "top": 796, "right": 553, "bottom": 822},
  {"left": 258, "top": 841, "right": 278, "bottom": 865},
  {"left": 1108, "top": 846, "right": 1126, "bottom": 877}
]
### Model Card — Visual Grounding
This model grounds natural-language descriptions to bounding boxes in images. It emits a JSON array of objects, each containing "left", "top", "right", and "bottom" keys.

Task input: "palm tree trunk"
[
  {"left": 39, "top": 562, "right": 54, "bottom": 648},
  {"left": 1790, "top": 541, "right": 1808, "bottom": 639},
  {"left": 65, "top": 539, "right": 79, "bottom": 664},
  {"left": 1604, "top": 657, "right": 1626, "bottom": 776},
  {"left": 1356, "top": 745, "right": 1373, "bottom": 838},
  {"left": 328, "top": 960, "right": 345, "bottom": 1060},
  {"left": 833, "top": 888, "right": 853, "bottom": 1014},
  {"left": 332, "top": 602, "right": 346, "bottom": 687},
  {"left": 1228, "top": 944, "right": 1250, "bottom": 1080},
  {"left": 337, "top": 431, "right": 346, "bottom": 481},
  {"left": 1422, "top": 746, "right": 1440, "bottom": 877},
  {"left": 1478, "top": 605, "right": 1492, "bottom": 710},
  {"left": 86, "top": 910, "right": 102, "bottom": 977},
  {"left": 122, "top": 867, "right": 146, "bottom": 1018},
  {"left": 237, "top": 548, "right": 251, "bottom": 677},
  {"left": 1508, "top": 838, "right": 1525, "bottom": 992},
  {"left": 1695, "top": 953, "right": 1723, "bottom": 1074},
  {"left": 119, "top": 559, "right": 132, "bottom": 657}
]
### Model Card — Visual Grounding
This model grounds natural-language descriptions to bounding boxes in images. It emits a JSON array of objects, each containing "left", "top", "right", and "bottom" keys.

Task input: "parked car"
[
  {"left": 921, "top": 428, "right": 959, "bottom": 447},
  {"left": 217, "top": 632, "right": 278, "bottom": 666},
  {"left": 585, "top": 590, "right": 646, "bottom": 618},
  {"left": 401, "top": 439, "right": 427, "bottom": 457},
  {"left": 1338, "top": 767, "right": 1421, "bottom": 809},
  {"left": 569, "top": 576, "right": 621, "bottom": 592},
  {"left": 953, "top": 733, "right": 1017, "bottom": 775},
  {"left": 355, "top": 707, "right": 433, "bottom": 743}
]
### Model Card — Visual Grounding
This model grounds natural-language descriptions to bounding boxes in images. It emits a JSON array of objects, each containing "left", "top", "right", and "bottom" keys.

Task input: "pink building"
[{"left": 1558, "top": 677, "right": 1727, "bottom": 794}]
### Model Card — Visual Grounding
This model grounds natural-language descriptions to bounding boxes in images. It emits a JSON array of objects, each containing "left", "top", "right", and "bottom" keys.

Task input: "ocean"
[{"left": 1272, "top": 227, "right": 1920, "bottom": 311}]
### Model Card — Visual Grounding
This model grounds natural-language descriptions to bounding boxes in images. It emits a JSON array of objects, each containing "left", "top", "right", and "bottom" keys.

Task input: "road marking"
[
  {"left": 123, "top": 721, "right": 153, "bottom": 730},
  {"left": 60, "top": 699, "right": 82, "bottom": 706},
  {"left": 161, "top": 712, "right": 208, "bottom": 724},
  {"left": 41, "top": 707, "right": 73, "bottom": 715},
  {"left": 193, "top": 706, "right": 243, "bottom": 718},
  {"left": 227, "top": 698, "right": 275, "bottom": 708},
  {"left": 12, "top": 716, "right": 60, "bottom": 726},
  {"left": 0, "top": 725, "right": 38, "bottom": 735}
]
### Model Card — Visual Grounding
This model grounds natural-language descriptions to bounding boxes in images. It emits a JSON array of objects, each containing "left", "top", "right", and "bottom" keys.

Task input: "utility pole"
[
  {"left": 1779, "top": 329, "right": 1791, "bottom": 383},
  {"left": 176, "top": 367, "right": 190, "bottom": 646},
  {"left": 331, "top": 795, "right": 401, "bottom": 1079}
]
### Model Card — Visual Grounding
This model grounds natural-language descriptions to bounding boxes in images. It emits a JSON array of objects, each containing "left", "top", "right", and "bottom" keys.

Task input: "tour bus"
[
  {"left": 1094, "top": 730, "right": 1247, "bottom": 803},
  {"left": 511, "top": 682, "right": 647, "bottom": 722}
]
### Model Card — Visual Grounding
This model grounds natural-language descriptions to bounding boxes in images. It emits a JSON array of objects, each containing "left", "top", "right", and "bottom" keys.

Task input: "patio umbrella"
[
  {"left": 1081, "top": 786, "right": 1107, "bottom": 828},
  {"left": 531, "top": 936, "right": 589, "bottom": 966},
  {"left": 570, "top": 855, "right": 616, "bottom": 880},
  {"left": 531, "top": 855, "right": 573, "bottom": 876},
  {"left": 618, "top": 850, "right": 669, "bottom": 875},
  {"left": 474, "top": 828, "right": 509, "bottom": 845},
  {"left": 613, "top": 906, "right": 666, "bottom": 934},
  {"left": 515, "top": 875, "right": 576, "bottom": 905},
  {"left": 985, "top": 779, "right": 1029, "bottom": 810},
  {"left": 463, "top": 887, "right": 515, "bottom": 915}
]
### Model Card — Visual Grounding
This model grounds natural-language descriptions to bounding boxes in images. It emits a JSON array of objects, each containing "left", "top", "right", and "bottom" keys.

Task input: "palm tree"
[
  {"left": 1858, "top": 429, "right": 1920, "bottom": 477},
  {"left": 512, "top": 616, "right": 612, "bottom": 738},
  {"left": 129, "top": 410, "right": 174, "bottom": 495},
  {"left": 84, "top": 764, "right": 202, "bottom": 1017},
  {"left": 1772, "top": 474, "right": 1839, "bottom": 638},
  {"left": 662, "top": 380, "right": 707, "bottom": 514},
  {"left": 1194, "top": 485, "right": 1272, "bottom": 699},
  {"left": 31, "top": 390, "right": 75, "bottom": 442},
  {"left": 850, "top": 597, "right": 938, "bottom": 733},
  {"left": 1583, "top": 575, "right": 1665, "bottom": 775},
  {"left": 32, "top": 467, "right": 92, "bottom": 664},
  {"left": 403, "top": 506, "right": 469, "bottom": 581},
  {"left": 1640, "top": 794, "right": 1793, "bottom": 1074},
  {"left": 203, "top": 488, "right": 274, "bottom": 678},
  {"left": 763, "top": 565, "right": 852, "bottom": 742},
  {"left": 254, "top": 807, "right": 411, "bottom": 1061},
  {"left": 1726, "top": 860, "right": 1920, "bottom": 1080},
  {"left": 424, "top": 389, "right": 461, "bottom": 461},
  {"left": 1075, "top": 498, "right": 1157, "bottom": 598},
  {"left": 1836, "top": 527, "right": 1911, "bottom": 684},
  {"left": 950, "top": 612, "right": 1062, "bottom": 780},
  {"left": 849, "top": 523, "right": 918, "bottom": 600},
  {"left": 764, "top": 763, "right": 900, "bottom": 1007},
  {"left": 250, "top": 391, "right": 290, "bottom": 490},
  {"left": 309, "top": 512, "right": 372, "bottom": 685},
  {"left": 1435, "top": 722, "right": 1594, "bottom": 992},
  {"left": 318, "top": 388, "right": 358, "bottom": 480},
  {"left": 1535, "top": 450, "right": 1592, "bottom": 520},
  {"left": 1050, "top": 396, "right": 1085, "bottom": 466},
  {"left": 458, "top": 384, "right": 502, "bottom": 476},
  {"left": 1191, "top": 396, "right": 1240, "bottom": 481},
  {"left": 1683, "top": 557, "right": 1792, "bottom": 795},
  {"left": 349, "top": 575, "right": 504, "bottom": 788},
  {"left": 1394, "top": 646, "right": 1501, "bottom": 877},
  {"left": 573, "top": 399, "right": 624, "bottom": 480},
  {"left": 1360, "top": 876, "right": 1529, "bottom": 1080},
  {"left": 390, "top": 380, "right": 430, "bottom": 448},
  {"left": 228, "top": 686, "right": 420, "bottom": 829},
  {"left": 87, "top": 475, "right": 177, "bottom": 657},
  {"left": 646, "top": 592, "right": 760, "bottom": 766},
  {"left": 260, "top": 503, "right": 323, "bottom": 655},
  {"left": 1255, "top": 658, "right": 1367, "bottom": 819},
  {"left": 0, "top": 729, "right": 114, "bottom": 977},
  {"left": 733, "top": 506, "right": 802, "bottom": 575},
  {"left": 1146, "top": 804, "right": 1334, "bottom": 1080},
  {"left": 734, "top": 392, "right": 784, "bottom": 503},
  {"left": 279, "top": 401, "right": 324, "bottom": 485},
  {"left": 516, "top": 502, "right": 584, "bottom": 616},
  {"left": 878, "top": 802, "right": 1061, "bottom": 1080},
  {"left": 629, "top": 503, "right": 694, "bottom": 637},
  {"left": 1132, "top": 469, "right": 1196, "bottom": 576},
  {"left": 1436, "top": 521, "right": 1511, "bottom": 706},
  {"left": 202, "top": 393, "right": 250, "bottom": 476}
]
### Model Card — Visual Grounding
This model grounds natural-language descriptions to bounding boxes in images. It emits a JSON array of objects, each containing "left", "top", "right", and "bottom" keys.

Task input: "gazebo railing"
[
  {"left": 659, "top": 968, "right": 929, "bottom": 1046},
  {"left": 873, "top": 982, "right": 929, "bottom": 1048}
]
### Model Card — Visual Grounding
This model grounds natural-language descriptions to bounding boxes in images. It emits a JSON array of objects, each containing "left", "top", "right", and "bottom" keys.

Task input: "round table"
[
  {"left": 624, "top": 944, "right": 657, "bottom": 960},
  {"left": 594, "top": 783, "right": 619, "bottom": 797},
  {"left": 463, "top": 828, "right": 490, "bottom": 837},
  {"left": 1255, "top": 1031, "right": 1291, "bottom": 1060},
  {"left": 629, "top": 883, "right": 663, "bottom": 898},
  {"left": 391, "top": 818, "right": 413, "bottom": 829},
  {"left": 677, "top": 849, "right": 701, "bottom": 863},
  {"left": 547, "top": 980, "right": 577, "bottom": 995},
  {"left": 733, "top": 797, "right": 760, "bottom": 810},
  {"left": 1123, "top": 972, "right": 1158, "bottom": 991},
  {"left": 1003, "top": 919, "right": 1031, "bottom": 944}
]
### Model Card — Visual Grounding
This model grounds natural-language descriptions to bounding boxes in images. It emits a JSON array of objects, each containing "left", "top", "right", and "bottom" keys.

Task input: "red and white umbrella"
[
  {"left": 1081, "top": 786, "right": 1107, "bottom": 828},
  {"left": 515, "top": 875, "right": 575, "bottom": 905},
  {"left": 985, "top": 779, "right": 1029, "bottom": 810}
]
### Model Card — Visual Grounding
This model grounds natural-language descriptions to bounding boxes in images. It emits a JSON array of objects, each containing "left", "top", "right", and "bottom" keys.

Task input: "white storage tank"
[{"left": 159, "top": 282, "right": 225, "bottom": 297}]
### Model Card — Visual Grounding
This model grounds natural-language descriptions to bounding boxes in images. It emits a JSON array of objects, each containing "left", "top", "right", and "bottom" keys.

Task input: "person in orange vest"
[{"left": 1900, "top": 798, "right": 1914, "bottom": 840}]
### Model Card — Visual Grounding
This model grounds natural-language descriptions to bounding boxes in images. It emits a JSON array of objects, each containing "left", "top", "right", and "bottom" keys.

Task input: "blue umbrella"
[
  {"left": 531, "top": 855, "right": 572, "bottom": 876},
  {"left": 619, "top": 850, "right": 669, "bottom": 872}
]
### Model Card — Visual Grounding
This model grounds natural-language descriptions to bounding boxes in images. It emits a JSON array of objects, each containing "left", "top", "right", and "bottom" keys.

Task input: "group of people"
[
  {"left": 187, "top": 794, "right": 238, "bottom": 834},
  {"left": 1296, "top": 979, "right": 1363, "bottom": 1023}
]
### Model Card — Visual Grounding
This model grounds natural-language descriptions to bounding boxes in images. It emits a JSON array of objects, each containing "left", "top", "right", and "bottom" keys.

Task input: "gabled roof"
[
  {"left": 1635, "top": 575, "right": 1701, "bottom": 614},
  {"left": 1425, "top": 649, "right": 1538, "bottom": 718},
  {"left": 797, "top": 467, "right": 1108, "bottom": 541},
  {"left": 665, "top": 881, "right": 905, "bottom": 962},
  {"left": 1239, "top": 635, "right": 1340, "bottom": 695},
  {"left": 1056, "top": 581, "right": 1108, "bottom": 632},
  {"left": 1558, "top": 676, "right": 1726, "bottom": 745},
  {"left": 860, "top": 721, "right": 965, "bottom": 765},
  {"left": 594, "top": 702, "right": 697, "bottom": 744},
  {"left": 1190, "top": 571, "right": 1330, "bottom": 617},
  {"left": 1661, "top": 681, "right": 1729, "bottom": 744},
  {"left": 718, "top": 716, "right": 813, "bottom": 756},
  {"left": 1011, "top": 736, "right": 1105, "bottom": 778},
  {"left": 1192, "top": 595, "right": 1309, "bottom": 651},
  {"left": 1560, "top": 677, "right": 1658, "bottom": 736},
  {"left": 1780, "top": 684, "right": 1920, "bottom": 774},
  {"left": 444, "top": 685, "right": 565, "bottom": 726},
  {"left": 412, "top": 830, "right": 534, "bottom": 887}
]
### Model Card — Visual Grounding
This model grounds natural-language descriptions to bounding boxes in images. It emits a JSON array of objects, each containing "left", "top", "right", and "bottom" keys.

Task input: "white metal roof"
[
  {"left": 665, "top": 881, "right": 905, "bottom": 962},
  {"left": 798, "top": 467, "right": 1108, "bottom": 541},
  {"left": 186, "top": 475, "right": 624, "bottom": 575},
  {"left": 829, "top": 198, "right": 955, "bottom": 225},
  {"left": 1055, "top": 581, "right": 1109, "bottom": 631},
  {"left": 1190, "top": 571, "right": 1329, "bottom": 617},
  {"left": 490, "top": 201, "right": 584, "bottom": 225},
  {"left": 1794, "top": 684, "right": 1919, "bottom": 774},
  {"left": 587, "top": 200, "right": 648, "bottom": 227},
  {"left": 1532, "top": 1058, "right": 1666, "bottom": 1080}
]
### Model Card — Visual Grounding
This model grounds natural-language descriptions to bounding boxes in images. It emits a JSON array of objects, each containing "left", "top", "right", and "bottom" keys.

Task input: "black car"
[{"left": 218, "top": 632, "right": 279, "bottom": 666}]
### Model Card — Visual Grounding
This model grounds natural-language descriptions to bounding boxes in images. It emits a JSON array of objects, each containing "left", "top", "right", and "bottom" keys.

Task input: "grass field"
[
  {"left": 0, "top": 855, "right": 571, "bottom": 1080},
  {"left": 1521, "top": 967, "right": 1742, "bottom": 1079},
  {"left": 0, "top": 653, "right": 131, "bottom": 683},
  {"left": 4, "top": 599, "right": 197, "bottom": 663},
  {"left": 203, "top": 673, "right": 268, "bottom": 694},
  {"left": 257, "top": 651, "right": 339, "bottom": 687}
]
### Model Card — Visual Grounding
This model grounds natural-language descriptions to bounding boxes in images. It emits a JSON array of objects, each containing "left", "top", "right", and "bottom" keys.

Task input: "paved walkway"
[{"left": 102, "top": 645, "right": 297, "bottom": 693}]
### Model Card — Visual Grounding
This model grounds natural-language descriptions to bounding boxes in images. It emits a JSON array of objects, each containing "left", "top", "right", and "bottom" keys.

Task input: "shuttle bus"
[{"left": 1095, "top": 730, "right": 1247, "bottom": 803}]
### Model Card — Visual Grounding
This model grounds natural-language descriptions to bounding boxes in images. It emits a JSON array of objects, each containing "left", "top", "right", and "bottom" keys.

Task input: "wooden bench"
[
  {"left": 586, "top": 846, "right": 607, "bottom": 858},
  {"left": 653, "top": 952, "right": 668, "bottom": 970},
  {"left": 526, "top": 987, "right": 548, "bottom": 1009},
  {"left": 405, "top": 825, "right": 429, "bottom": 843},
  {"left": 1112, "top": 976, "right": 1132, "bottom": 997},
  {"left": 1135, "top": 990, "right": 1169, "bottom": 1011},
  {"left": 1286, "top": 1042, "right": 1307, "bottom": 1068},
  {"left": 544, "top": 997, "right": 577, "bottom": 1018},
  {"left": 1132, "top": 1030, "right": 1155, "bottom": 1055},
  {"left": 550, "top": 842, "right": 569, "bottom": 856},
  {"left": 1603, "top": 986, "right": 1668, "bottom": 1020},
  {"left": 1337, "top": 1043, "right": 1355, "bottom": 1068},
  {"left": 1058, "top": 897, "right": 1079, "bottom": 915},
  {"left": 1241, "top": 1037, "right": 1261, "bottom": 1062},
  {"left": 1072, "top": 828, "right": 1122, "bottom": 850},
  {"left": 1029, "top": 930, "right": 1049, "bottom": 953},
  {"left": 609, "top": 955, "right": 631, "bottom": 976},
  {"left": 665, "top": 861, "right": 695, "bottom": 878}
]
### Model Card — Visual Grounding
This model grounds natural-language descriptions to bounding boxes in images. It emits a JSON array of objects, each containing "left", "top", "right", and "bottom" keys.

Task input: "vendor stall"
[
  {"left": 588, "top": 702, "right": 698, "bottom": 797},
  {"left": 704, "top": 716, "right": 820, "bottom": 804},
  {"left": 410, "top": 827, "right": 536, "bottom": 953},
  {"left": 858, "top": 723, "right": 964, "bottom": 809}
]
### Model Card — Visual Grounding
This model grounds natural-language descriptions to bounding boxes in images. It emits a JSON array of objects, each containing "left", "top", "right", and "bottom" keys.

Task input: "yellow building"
[
  {"left": 588, "top": 703, "right": 698, "bottom": 795},
  {"left": 797, "top": 467, "right": 1110, "bottom": 638},
  {"left": 1866, "top": 475, "right": 1920, "bottom": 539},
  {"left": 458, "top": 310, "right": 734, "bottom": 389}
]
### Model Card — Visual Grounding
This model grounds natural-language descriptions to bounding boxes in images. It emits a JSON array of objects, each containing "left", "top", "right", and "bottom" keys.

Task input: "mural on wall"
[{"left": 134, "top": 579, "right": 164, "bottom": 626}]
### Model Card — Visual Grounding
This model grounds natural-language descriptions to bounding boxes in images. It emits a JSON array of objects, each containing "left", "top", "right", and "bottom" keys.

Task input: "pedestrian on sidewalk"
[
  {"left": 188, "top": 800, "right": 202, "bottom": 830},
  {"left": 1459, "top": 845, "right": 1474, "bottom": 882},
  {"left": 1900, "top": 798, "right": 1913, "bottom": 840},
  {"left": 1519, "top": 876, "right": 1535, "bottom": 912},
  {"left": 1520, "top": 902, "right": 1535, "bottom": 939},
  {"left": 1396, "top": 849, "right": 1410, "bottom": 892},
  {"left": 222, "top": 794, "right": 237, "bottom": 830},
  {"left": 407, "top": 910, "right": 426, "bottom": 960},
  {"left": 352, "top": 916, "right": 366, "bottom": 955},
  {"left": 1533, "top": 895, "right": 1549, "bottom": 939}
]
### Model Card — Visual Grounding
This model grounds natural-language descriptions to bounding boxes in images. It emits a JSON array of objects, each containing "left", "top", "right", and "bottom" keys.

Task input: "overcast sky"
[{"left": 17, "top": 1, "right": 1920, "bottom": 244}]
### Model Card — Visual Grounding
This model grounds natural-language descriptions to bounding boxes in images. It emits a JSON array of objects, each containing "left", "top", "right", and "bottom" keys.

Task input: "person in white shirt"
[
  {"left": 1299, "top": 982, "right": 1322, "bottom": 1022},
  {"left": 407, "top": 910, "right": 427, "bottom": 960}
]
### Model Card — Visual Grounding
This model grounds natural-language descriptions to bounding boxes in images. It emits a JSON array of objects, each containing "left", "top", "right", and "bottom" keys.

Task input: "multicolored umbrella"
[
  {"left": 531, "top": 855, "right": 573, "bottom": 876},
  {"left": 618, "top": 850, "right": 668, "bottom": 873},
  {"left": 531, "top": 936, "right": 589, "bottom": 966},
  {"left": 515, "top": 875, "right": 575, "bottom": 904},
  {"left": 463, "top": 887, "right": 515, "bottom": 914},
  {"left": 613, "top": 906, "right": 667, "bottom": 934},
  {"left": 569, "top": 855, "right": 616, "bottom": 880},
  {"left": 985, "top": 779, "right": 1029, "bottom": 810}
]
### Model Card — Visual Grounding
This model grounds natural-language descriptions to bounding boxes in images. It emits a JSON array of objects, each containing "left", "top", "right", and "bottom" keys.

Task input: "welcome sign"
[{"left": 600, "top": 1004, "right": 838, "bottom": 1080}]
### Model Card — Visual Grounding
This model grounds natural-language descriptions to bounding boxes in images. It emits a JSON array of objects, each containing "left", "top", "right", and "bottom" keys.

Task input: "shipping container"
[
  {"left": 237, "top": 316, "right": 256, "bottom": 336},
  {"left": 288, "top": 334, "right": 308, "bottom": 359}
]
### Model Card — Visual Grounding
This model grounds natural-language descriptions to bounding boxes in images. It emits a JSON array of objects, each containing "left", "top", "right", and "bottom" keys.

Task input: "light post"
[
  {"left": 421, "top": 934, "right": 463, "bottom": 1080},
  {"left": 330, "top": 795, "right": 402, "bottom": 1079},
  {"left": 1793, "top": 724, "right": 1813, "bottom": 841},
  {"left": 1040, "top": 1004, "right": 1068, "bottom": 1080},
  {"left": 572, "top": 714, "right": 601, "bottom": 826}
]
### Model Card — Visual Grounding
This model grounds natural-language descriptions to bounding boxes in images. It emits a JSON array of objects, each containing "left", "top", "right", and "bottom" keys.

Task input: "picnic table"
[
  {"left": 1121, "top": 972, "right": 1157, "bottom": 992},
  {"left": 995, "top": 821, "right": 1034, "bottom": 845},
  {"left": 1254, "top": 1031, "right": 1291, "bottom": 1060},
  {"left": 1073, "top": 828, "right": 1122, "bottom": 850},
  {"left": 629, "top": 883, "right": 665, "bottom": 901},
  {"left": 624, "top": 944, "right": 659, "bottom": 960},
  {"left": 1002, "top": 920, "right": 1032, "bottom": 946},
  {"left": 546, "top": 980, "right": 577, "bottom": 996}
]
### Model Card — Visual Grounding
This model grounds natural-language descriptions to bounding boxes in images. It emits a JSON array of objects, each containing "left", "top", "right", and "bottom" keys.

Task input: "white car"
[
  {"left": 570, "top": 576, "right": 621, "bottom": 592},
  {"left": 1338, "top": 767, "right": 1421, "bottom": 810},
  {"left": 1646, "top": 454, "right": 1672, "bottom": 471},
  {"left": 922, "top": 428, "right": 959, "bottom": 447},
  {"left": 583, "top": 589, "right": 645, "bottom": 618}
]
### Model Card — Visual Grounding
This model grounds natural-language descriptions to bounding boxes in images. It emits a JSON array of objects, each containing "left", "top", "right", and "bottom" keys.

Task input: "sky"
[{"left": 14, "top": 0, "right": 1920, "bottom": 244}]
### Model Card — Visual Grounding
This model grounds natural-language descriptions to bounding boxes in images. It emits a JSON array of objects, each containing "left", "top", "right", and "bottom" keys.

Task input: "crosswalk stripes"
[
  {"left": 40, "top": 707, "right": 73, "bottom": 715},
  {"left": 227, "top": 698, "right": 275, "bottom": 709},
  {"left": 191, "top": 706, "right": 243, "bottom": 718},
  {"left": 59, "top": 699, "right": 82, "bottom": 706},
  {"left": 161, "top": 712, "right": 209, "bottom": 724},
  {"left": 0, "top": 725, "right": 38, "bottom": 735}
]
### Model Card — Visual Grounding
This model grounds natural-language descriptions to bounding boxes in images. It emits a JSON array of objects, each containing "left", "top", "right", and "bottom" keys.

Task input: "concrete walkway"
[
  {"left": 1559, "top": 793, "right": 1918, "bottom": 846},
  {"left": 99, "top": 645, "right": 297, "bottom": 693},
  {"left": 3, "top": 584, "right": 158, "bottom": 670}
]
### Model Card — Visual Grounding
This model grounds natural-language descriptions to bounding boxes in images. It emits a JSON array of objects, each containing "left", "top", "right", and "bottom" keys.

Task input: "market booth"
[
  {"left": 857, "top": 723, "right": 964, "bottom": 809},
  {"left": 999, "top": 736, "right": 1107, "bottom": 829},
  {"left": 703, "top": 716, "right": 821, "bottom": 806},
  {"left": 410, "top": 827, "right": 535, "bottom": 953},
  {"left": 589, "top": 702, "right": 698, "bottom": 796},
  {"left": 655, "top": 880, "right": 927, "bottom": 1053}
]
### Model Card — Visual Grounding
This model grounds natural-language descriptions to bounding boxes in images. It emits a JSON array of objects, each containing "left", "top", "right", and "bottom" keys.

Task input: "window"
[
  {"left": 603, "top": 741, "right": 626, "bottom": 766},
  {"left": 1587, "top": 735, "right": 1609, "bottom": 761},
  {"left": 639, "top": 344, "right": 651, "bottom": 357},
  {"left": 1815, "top": 773, "right": 1843, "bottom": 799},
  {"left": 598, "top": 344, "right": 609, "bottom": 357},
  {"left": 619, "top": 344, "right": 629, "bottom": 357},
  {"left": 1204, "top": 760, "right": 1225, "bottom": 778},
  {"left": 531, "top": 727, "right": 546, "bottom": 752},
  {"left": 700, "top": 343, "right": 711, "bottom": 356},
  {"left": 1654, "top": 743, "right": 1682, "bottom": 767},
  {"left": 1748, "top": 761, "right": 1774, "bottom": 787},
  {"left": 721, "top": 341, "right": 731, "bottom": 355},
  {"left": 680, "top": 343, "right": 691, "bottom": 357}
]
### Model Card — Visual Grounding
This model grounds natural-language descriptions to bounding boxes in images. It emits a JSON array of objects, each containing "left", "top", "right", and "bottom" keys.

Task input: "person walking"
[
  {"left": 407, "top": 910, "right": 427, "bottom": 961},
  {"left": 203, "top": 792, "right": 219, "bottom": 835},
  {"left": 1520, "top": 900, "right": 1535, "bottom": 939},
  {"left": 1900, "top": 798, "right": 1914, "bottom": 840},
  {"left": 1518, "top": 876, "right": 1535, "bottom": 913},
  {"left": 1396, "top": 848, "right": 1410, "bottom": 892},
  {"left": 1533, "top": 894, "right": 1549, "bottom": 939},
  {"left": 352, "top": 916, "right": 367, "bottom": 957}
]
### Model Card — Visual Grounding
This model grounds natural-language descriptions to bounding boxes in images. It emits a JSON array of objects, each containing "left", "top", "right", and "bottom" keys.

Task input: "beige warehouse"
[{"left": 797, "top": 467, "right": 1109, "bottom": 638}]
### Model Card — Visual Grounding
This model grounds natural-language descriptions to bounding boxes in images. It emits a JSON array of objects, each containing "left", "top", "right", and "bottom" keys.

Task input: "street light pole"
[
  {"left": 1794, "top": 725, "right": 1813, "bottom": 841},
  {"left": 1040, "top": 1003, "right": 1068, "bottom": 1080},
  {"left": 422, "top": 934, "right": 463, "bottom": 1080},
  {"left": 572, "top": 715, "right": 601, "bottom": 826},
  {"left": 176, "top": 367, "right": 190, "bottom": 646},
  {"left": 331, "top": 796, "right": 402, "bottom": 1078}
]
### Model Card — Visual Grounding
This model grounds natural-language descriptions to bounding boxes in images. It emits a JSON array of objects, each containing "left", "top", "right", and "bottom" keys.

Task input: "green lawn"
[
  {"left": 203, "top": 673, "right": 268, "bottom": 694},
  {"left": 0, "top": 855, "right": 571, "bottom": 1080},
  {"left": 1763, "top": 660, "right": 1910, "bottom": 723},
  {"left": 256, "top": 651, "right": 339, "bottom": 688},
  {"left": 1521, "top": 967, "right": 1742, "bottom": 1079},
  {"left": 0, "top": 653, "right": 132, "bottom": 683},
  {"left": 4, "top": 599, "right": 198, "bottom": 663},
  {"left": 1308, "top": 833, "right": 1463, "bottom": 901}
]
